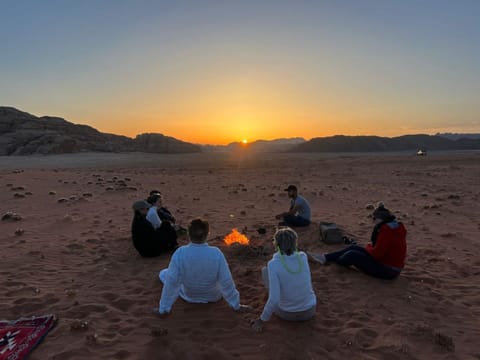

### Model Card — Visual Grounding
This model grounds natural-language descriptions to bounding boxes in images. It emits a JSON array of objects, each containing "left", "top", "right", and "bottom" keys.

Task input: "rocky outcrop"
[
  {"left": 133, "top": 133, "right": 201, "bottom": 154},
  {"left": 0, "top": 107, "right": 201, "bottom": 155}
]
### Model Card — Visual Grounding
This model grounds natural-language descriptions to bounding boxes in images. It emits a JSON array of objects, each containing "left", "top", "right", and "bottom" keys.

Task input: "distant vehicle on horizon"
[{"left": 416, "top": 149, "right": 427, "bottom": 156}]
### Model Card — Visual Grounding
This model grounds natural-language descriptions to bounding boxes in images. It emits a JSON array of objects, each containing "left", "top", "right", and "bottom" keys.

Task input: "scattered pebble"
[
  {"left": 13, "top": 193, "right": 25, "bottom": 198},
  {"left": 49, "top": 191, "right": 57, "bottom": 195},
  {"left": 57, "top": 198, "right": 68, "bottom": 203},
  {"left": 2, "top": 212, "right": 23, "bottom": 221},
  {"left": 257, "top": 227, "right": 267, "bottom": 235},
  {"left": 85, "top": 333, "right": 98, "bottom": 344},
  {"left": 65, "top": 289, "right": 77, "bottom": 297},
  {"left": 448, "top": 194, "right": 460, "bottom": 199},
  {"left": 151, "top": 328, "right": 168, "bottom": 337},
  {"left": 70, "top": 320, "right": 89, "bottom": 331},
  {"left": 14, "top": 228, "right": 25, "bottom": 236},
  {"left": 434, "top": 332, "right": 455, "bottom": 351}
]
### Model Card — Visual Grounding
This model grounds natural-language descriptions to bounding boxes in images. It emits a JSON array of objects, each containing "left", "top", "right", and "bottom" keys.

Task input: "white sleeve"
[
  {"left": 217, "top": 252, "right": 240, "bottom": 310},
  {"left": 260, "top": 263, "right": 280, "bottom": 321},
  {"left": 159, "top": 251, "right": 182, "bottom": 313},
  {"left": 146, "top": 207, "right": 162, "bottom": 229}
]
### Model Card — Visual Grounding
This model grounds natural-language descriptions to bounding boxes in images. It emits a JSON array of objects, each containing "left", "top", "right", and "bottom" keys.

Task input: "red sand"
[{"left": 1, "top": 152, "right": 479, "bottom": 359}]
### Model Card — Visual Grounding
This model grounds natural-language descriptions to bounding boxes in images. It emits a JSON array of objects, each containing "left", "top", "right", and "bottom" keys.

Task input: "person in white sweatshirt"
[
  {"left": 252, "top": 227, "right": 316, "bottom": 332},
  {"left": 158, "top": 218, "right": 249, "bottom": 314}
]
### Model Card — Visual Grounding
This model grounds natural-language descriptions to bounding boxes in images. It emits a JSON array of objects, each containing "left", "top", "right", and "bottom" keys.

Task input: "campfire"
[{"left": 223, "top": 228, "right": 250, "bottom": 246}]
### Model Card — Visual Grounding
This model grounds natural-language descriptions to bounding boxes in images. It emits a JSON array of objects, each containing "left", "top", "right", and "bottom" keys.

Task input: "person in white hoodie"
[
  {"left": 252, "top": 227, "right": 316, "bottom": 332},
  {"left": 158, "top": 218, "right": 249, "bottom": 314}
]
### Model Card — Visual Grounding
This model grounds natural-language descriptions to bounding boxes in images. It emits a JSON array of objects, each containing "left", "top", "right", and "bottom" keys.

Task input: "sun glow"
[{"left": 242, "top": 139, "right": 248, "bottom": 144}]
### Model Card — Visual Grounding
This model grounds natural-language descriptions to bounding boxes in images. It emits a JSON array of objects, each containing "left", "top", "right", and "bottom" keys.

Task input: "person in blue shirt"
[{"left": 275, "top": 185, "right": 311, "bottom": 227}]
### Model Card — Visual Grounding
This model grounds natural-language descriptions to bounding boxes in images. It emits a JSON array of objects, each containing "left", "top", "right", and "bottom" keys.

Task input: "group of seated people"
[
  {"left": 131, "top": 190, "right": 180, "bottom": 257},
  {"left": 131, "top": 186, "right": 407, "bottom": 332}
]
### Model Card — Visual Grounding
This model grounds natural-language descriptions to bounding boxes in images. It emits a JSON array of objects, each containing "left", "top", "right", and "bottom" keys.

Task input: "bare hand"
[{"left": 252, "top": 319, "right": 264, "bottom": 332}]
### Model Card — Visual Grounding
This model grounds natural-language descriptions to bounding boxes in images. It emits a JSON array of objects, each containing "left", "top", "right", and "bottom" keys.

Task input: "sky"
[{"left": 1, "top": 0, "right": 479, "bottom": 144}]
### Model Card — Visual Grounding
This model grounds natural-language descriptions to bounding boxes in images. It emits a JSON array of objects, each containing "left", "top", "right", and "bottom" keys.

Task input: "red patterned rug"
[{"left": 0, "top": 315, "right": 57, "bottom": 360}]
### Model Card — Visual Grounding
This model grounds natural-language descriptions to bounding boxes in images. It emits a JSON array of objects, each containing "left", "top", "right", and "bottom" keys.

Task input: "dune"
[{"left": 0, "top": 151, "right": 479, "bottom": 359}]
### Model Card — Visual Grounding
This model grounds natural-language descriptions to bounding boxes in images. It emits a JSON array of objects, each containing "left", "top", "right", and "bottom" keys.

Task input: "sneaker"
[
  {"left": 307, "top": 251, "right": 327, "bottom": 265},
  {"left": 343, "top": 236, "right": 357, "bottom": 245}
]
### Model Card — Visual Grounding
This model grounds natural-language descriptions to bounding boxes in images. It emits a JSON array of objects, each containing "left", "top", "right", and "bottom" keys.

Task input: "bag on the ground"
[{"left": 319, "top": 222, "right": 343, "bottom": 244}]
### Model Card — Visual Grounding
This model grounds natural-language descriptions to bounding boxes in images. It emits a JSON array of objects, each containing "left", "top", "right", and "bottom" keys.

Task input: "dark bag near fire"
[{"left": 319, "top": 222, "right": 343, "bottom": 244}]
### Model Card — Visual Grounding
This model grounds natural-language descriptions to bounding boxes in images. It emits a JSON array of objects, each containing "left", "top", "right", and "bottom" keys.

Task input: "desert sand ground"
[{"left": 1, "top": 151, "right": 479, "bottom": 360}]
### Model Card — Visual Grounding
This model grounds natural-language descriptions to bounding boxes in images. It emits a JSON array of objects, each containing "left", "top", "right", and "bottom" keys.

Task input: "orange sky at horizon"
[
  {"left": 53, "top": 70, "right": 478, "bottom": 145},
  {"left": 78, "top": 110, "right": 474, "bottom": 145},
  {"left": 62, "top": 89, "right": 477, "bottom": 145}
]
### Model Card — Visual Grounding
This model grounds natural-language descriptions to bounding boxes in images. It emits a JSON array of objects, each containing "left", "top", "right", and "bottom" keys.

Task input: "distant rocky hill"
[
  {"left": 0, "top": 107, "right": 201, "bottom": 155},
  {"left": 290, "top": 134, "right": 480, "bottom": 153},
  {"left": 133, "top": 133, "right": 201, "bottom": 154},
  {"left": 436, "top": 133, "right": 480, "bottom": 141},
  {"left": 203, "top": 137, "right": 306, "bottom": 152}
]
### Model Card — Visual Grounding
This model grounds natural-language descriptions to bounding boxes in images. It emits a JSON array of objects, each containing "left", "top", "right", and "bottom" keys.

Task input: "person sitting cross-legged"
[
  {"left": 157, "top": 218, "right": 250, "bottom": 314},
  {"left": 275, "top": 185, "right": 311, "bottom": 227}
]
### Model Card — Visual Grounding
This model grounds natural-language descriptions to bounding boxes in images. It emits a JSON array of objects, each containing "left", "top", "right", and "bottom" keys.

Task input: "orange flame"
[{"left": 224, "top": 228, "right": 250, "bottom": 246}]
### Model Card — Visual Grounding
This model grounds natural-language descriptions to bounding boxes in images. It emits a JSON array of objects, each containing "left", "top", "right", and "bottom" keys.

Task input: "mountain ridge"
[
  {"left": 2, "top": 107, "right": 479, "bottom": 155},
  {"left": 0, "top": 107, "right": 201, "bottom": 155},
  {"left": 289, "top": 134, "right": 480, "bottom": 152}
]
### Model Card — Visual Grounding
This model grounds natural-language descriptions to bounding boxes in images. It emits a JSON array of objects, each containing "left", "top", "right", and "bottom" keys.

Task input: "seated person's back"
[
  {"left": 158, "top": 218, "right": 241, "bottom": 314},
  {"left": 169, "top": 242, "right": 230, "bottom": 302}
]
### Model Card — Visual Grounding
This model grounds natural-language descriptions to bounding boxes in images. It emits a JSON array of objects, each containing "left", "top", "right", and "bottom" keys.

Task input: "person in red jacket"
[{"left": 308, "top": 203, "right": 406, "bottom": 279}]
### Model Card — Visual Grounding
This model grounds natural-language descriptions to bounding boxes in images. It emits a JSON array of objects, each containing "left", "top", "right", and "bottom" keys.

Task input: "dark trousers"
[
  {"left": 282, "top": 214, "right": 310, "bottom": 227},
  {"left": 156, "top": 222, "right": 178, "bottom": 252},
  {"left": 325, "top": 245, "right": 400, "bottom": 280}
]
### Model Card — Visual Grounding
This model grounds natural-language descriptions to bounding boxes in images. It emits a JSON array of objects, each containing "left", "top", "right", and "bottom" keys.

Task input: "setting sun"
[{"left": 242, "top": 139, "right": 248, "bottom": 144}]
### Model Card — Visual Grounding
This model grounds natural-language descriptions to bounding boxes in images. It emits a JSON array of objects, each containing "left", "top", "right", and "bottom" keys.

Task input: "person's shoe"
[
  {"left": 307, "top": 251, "right": 327, "bottom": 265},
  {"left": 343, "top": 236, "right": 357, "bottom": 245}
]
